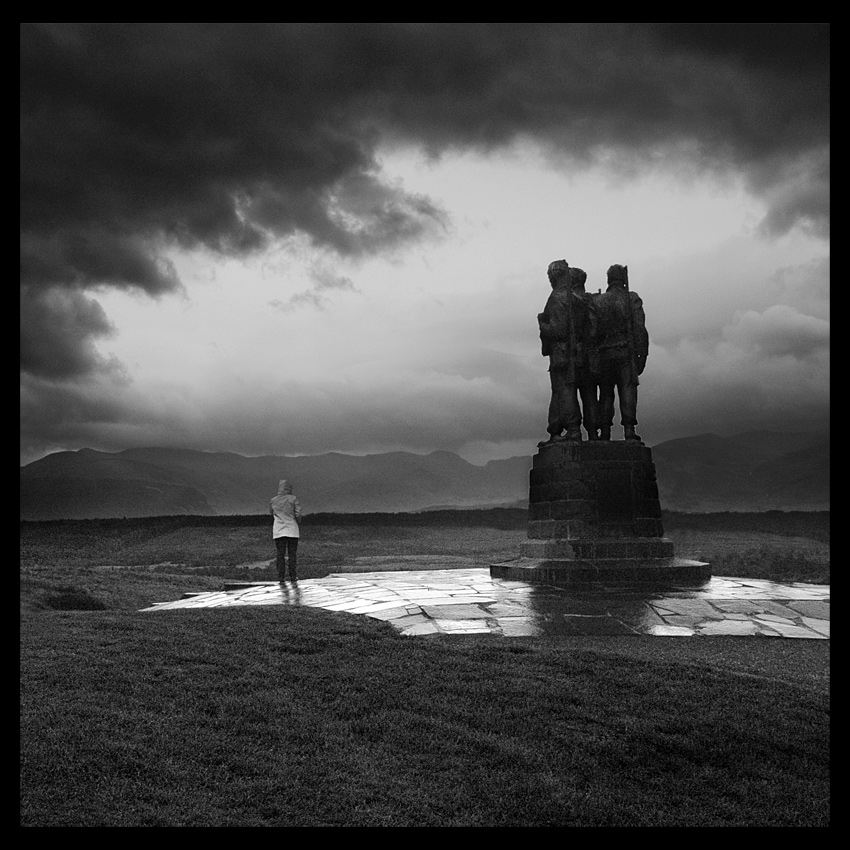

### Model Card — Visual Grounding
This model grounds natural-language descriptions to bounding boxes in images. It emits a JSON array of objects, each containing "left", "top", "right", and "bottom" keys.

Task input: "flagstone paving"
[{"left": 141, "top": 568, "right": 829, "bottom": 639}]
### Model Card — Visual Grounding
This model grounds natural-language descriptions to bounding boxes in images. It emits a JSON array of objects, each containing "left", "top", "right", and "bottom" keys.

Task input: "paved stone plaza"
[{"left": 142, "top": 568, "right": 830, "bottom": 639}]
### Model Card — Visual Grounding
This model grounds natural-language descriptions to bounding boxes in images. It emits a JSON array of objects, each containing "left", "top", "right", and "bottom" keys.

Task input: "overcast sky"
[{"left": 20, "top": 23, "right": 829, "bottom": 466}]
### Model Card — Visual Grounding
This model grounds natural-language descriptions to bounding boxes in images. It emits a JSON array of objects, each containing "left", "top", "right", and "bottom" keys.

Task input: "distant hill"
[
  {"left": 652, "top": 431, "right": 830, "bottom": 513},
  {"left": 20, "top": 447, "right": 531, "bottom": 520},
  {"left": 20, "top": 431, "right": 828, "bottom": 520}
]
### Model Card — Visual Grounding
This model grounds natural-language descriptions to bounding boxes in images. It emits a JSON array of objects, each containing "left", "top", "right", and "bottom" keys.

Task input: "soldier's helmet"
[
  {"left": 606, "top": 264, "right": 627, "bottom": 284},
  {"left": 569, "top": 267, "right": 587, "bottom": 288}
]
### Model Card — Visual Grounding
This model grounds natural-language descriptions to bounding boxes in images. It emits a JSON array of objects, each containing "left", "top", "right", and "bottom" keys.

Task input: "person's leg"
[
  {"left": 615, "top": 357, "right": 639, "bottom": 438},
  {"left": 546, "top": 368, "right": 582, "bottom": 440},
  {"left": 546, "top": 370, "right": 564, "bottom": 436},
  {"left": 286, "top": 537, "right": 299, "bottom": 581},
  {"left": 597, "top": 383, "right": 615, "bottom": 439},
  {"left": 274, "top": 537, "right": 287, "bottom": 581},
  {"left": 560, "top": 383, "right": 583, "bottom": 439},
  {"left": 618, "top": 382, "right": 638, "bottom": 427},
  {"left": 578, "top": 376, "right": 599, "bottom": 439},
  {"left": 596, "top": 356, "right": 615, "bottom": 440}
]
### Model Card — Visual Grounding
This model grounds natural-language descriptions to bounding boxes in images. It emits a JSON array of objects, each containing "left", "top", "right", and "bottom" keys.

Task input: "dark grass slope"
[{"left": 21, "top": 606, "right": 829, "bottom": 827}]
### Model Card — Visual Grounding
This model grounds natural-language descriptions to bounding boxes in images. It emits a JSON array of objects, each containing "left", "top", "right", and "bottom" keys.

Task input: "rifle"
[
  {"left": 565, "top": 263, "right": 575, "bottom": 383},
  {"left": 623, "top": 265, "right": 638, "bottom": 384}
]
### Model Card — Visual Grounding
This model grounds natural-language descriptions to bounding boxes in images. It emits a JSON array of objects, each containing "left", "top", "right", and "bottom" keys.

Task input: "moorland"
[{"left": 21, "top": 509, "right": 829, "bottom": 826}]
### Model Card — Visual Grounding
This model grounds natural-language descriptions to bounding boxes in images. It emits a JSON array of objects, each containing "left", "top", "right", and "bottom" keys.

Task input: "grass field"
[
  {"left": 20, "top": 510, "right": 830, "bottom": 826},
  {"left": 20, "top": 509, "right": 829, "bottom": 613}
]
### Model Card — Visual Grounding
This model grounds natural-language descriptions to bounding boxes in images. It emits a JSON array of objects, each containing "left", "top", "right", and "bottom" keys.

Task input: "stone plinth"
[{"left": 491, "top": 440, "right": 711, "bottom": 586}]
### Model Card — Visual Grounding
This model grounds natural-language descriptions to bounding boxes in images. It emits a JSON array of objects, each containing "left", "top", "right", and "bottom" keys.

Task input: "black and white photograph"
[{"left": 21, "top": 23, "right": 829, "bottom": 827}]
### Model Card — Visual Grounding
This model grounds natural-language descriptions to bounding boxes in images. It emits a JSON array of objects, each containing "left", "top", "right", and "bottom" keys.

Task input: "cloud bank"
[{"left": 20, "top": 23, "right": 829, "bottom": 463}]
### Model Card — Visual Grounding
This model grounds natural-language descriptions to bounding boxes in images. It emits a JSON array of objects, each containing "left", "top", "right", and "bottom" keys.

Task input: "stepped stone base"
[
  {"left": 490, "top": 557, "right": 711, "bottom": 586},
  {"left": 490, "top": 439, "right": 711, "bottom": 586}
]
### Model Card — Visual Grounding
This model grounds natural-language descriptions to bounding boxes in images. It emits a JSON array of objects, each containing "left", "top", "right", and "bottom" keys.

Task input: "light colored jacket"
[{"left": 269, "top": 479, "right": 302, "bottom": 539}]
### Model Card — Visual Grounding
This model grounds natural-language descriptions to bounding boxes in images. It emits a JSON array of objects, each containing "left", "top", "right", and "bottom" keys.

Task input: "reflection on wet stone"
[
  {"left": 607, "top": 602, "right": 668, "bottom": 630},
  {"left": 529, "top": 590, "right": 610, "bottom": 616},
  {"left": 498, "top": 618, "right": 543, "bottom": 637},
  {"left": 561, "top": 615, "right": 638, "bottom": 636},
  {"left": 141, "top": 569, "right": 828, "bottom": 639},
  {"left": 422, "top": 604, "right": 492, "bottom": 619},
  {"left": 651, "top": 626, "right": 695, "bottom": 636},
  {"left": 698, "top": 620, "right": 761, "bottom": 636}
]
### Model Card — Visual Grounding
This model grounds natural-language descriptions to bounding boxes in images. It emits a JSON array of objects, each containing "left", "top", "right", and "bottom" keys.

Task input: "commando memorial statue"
[{"left": 490, "top": 259, "right": 710, "bottom": 587}]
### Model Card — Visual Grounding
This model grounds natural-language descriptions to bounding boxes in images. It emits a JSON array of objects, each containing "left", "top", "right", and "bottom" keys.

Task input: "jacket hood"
[{"left": 278, "top": 479, "right": 293, "bottom": 495}]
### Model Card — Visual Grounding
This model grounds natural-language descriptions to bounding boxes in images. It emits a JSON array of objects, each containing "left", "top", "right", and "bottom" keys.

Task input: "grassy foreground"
[
  {"left": 22, "top": 607, "right": 829, "bottom": 827},
  {"left": 21, "top": 511, "right": 829, "bottom": 826}
]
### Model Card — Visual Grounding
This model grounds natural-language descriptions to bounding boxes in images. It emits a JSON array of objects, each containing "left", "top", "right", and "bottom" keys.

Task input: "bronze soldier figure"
[
  {"left": 537, "top": 260, "right": 599, "bottom": 446},
  {"left": 592, "top": 263, "right": 649, "bottom": 441}
]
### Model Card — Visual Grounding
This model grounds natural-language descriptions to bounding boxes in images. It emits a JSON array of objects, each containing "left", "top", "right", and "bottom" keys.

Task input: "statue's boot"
[
  {"left": 599, "top": 427, "right": 611, "bottom": 441},
  {"left": 586, "top": 429, "right": 600, "bottom": 441},
  {"left": 624, "top": 426, "right": 642, "bottom": 441},
  {"left": 537, "top": 433, "right": 567, "bottom": 448},
  {"left": 564, "top": 429, "right": 583, "bottom": 442}
]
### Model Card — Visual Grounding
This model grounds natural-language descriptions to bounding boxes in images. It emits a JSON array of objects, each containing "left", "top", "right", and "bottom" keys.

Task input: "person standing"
[
  {"left": 592, "top": 264, "right": 649, "bottom": 441},
  {"left": 270, "top": 479, "right": 302, "bottom": 582},
  {"left": 537, "top": 260, "right": 598, "bottom": 445}
]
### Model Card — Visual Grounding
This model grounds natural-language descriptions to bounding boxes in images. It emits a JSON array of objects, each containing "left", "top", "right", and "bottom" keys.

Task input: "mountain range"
[{"left": 20, "top": 431, "right": 829, "bottom": 521}]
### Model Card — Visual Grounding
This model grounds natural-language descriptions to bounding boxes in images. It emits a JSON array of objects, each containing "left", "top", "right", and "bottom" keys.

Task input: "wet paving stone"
[
  {"left": 485, "top": 601, "right": 538, "bottom": 618},
  {"left": 785, "top": 600, "right": 831, "bottom": 619},
  {"left": 399, "top": 621, "right": 441, "bottom": 636},
  {"left": 497, "top": 617, "right": 544, "bottom": 636},
  {"left": 802, "top": 617, "right": 830, "bottom": 636},
  {"left": 712, "top": 600, "right": 771, "bottom": 614},
  {"left": 562, "top": 615, "right": 638, "bottom": 635},
  {"left": 649, "top": 599, "right": 724, "bottom": 617},
  {"left": 421, "top": 604, "right": 493, "bottom": 619},
  {"left": 698, "top": 619, "right": 761, "bottom": 636},
  {"left": 759, "top": 620, "right": 827, "bottom": 639},
  {"left": 141, "top": 568, "right": 829, "bottom": 639},
  {"left": 606, "top": 603, "right": 669, "bottom": 630},
  {"left": 363, "top": 606, "right": 412, "bottom": 621},
  {"left": 648, "top": 624, "right": 695, "bottom": 636},
  {"left": 758, "top": 601, "right": 807, "bottom": 618},
  {"left": 432, "top": 619, "right": 493, "bottom": 634}
]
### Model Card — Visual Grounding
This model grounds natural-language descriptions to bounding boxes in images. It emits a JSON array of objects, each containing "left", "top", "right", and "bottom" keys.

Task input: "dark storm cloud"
[
  {"left": 21, "top": 23, "right": 828, "bottom": 387},
  {"left": 20, "top": 287, "right": 117, "bottom": 379}
]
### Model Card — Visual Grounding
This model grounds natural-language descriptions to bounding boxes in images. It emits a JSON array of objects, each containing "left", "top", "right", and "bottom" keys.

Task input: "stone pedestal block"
[{"left": 491, "top": 440, "right": 711, "bottom": 586}]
